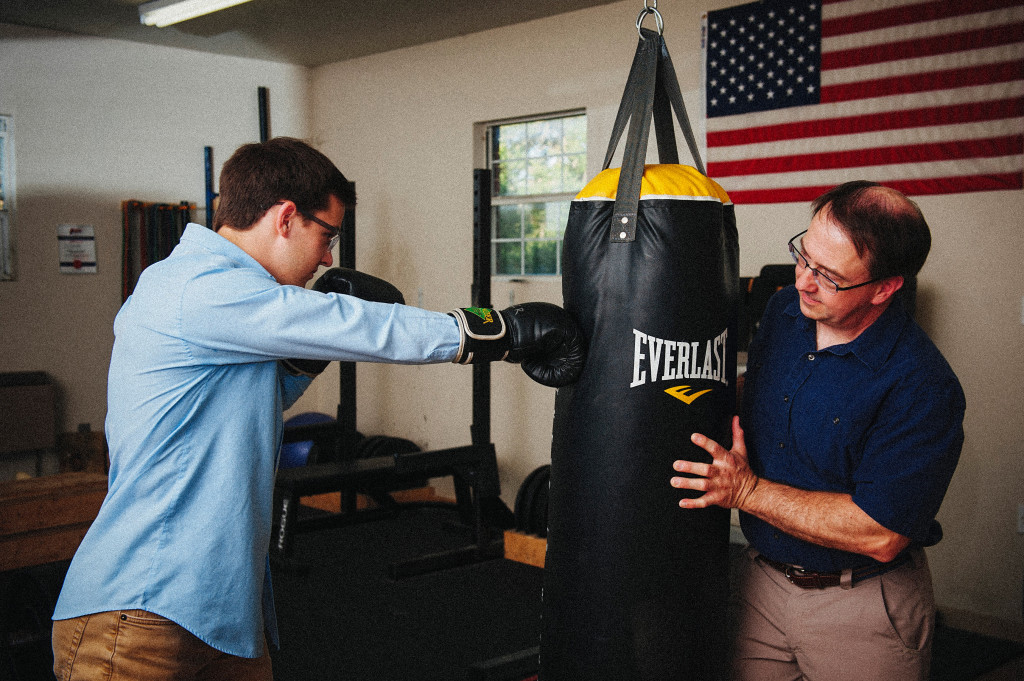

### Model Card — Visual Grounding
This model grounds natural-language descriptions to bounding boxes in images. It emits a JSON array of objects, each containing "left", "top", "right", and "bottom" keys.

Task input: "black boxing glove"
[
  {"left": 448, "top": 302, "right": 585, "bottom": 388},
  {"left": 310, "top": 267, "right": 405, "bottom": 304},
  {"left": 281, "top": 268, "right": 405, "bottom": 378}
]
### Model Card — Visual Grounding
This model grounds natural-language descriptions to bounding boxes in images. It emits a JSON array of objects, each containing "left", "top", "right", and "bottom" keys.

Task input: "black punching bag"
[{"left": 541, "top": 29, "right": 739, "bottom": 681}]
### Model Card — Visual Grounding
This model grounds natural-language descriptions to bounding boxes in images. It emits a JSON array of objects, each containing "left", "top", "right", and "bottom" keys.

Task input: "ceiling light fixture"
[{"left": 138, "top": 0, "right": 255, "bottom": 28}]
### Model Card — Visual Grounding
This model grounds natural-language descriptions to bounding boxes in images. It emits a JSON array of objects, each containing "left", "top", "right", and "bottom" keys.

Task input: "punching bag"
[{"left": 541, "top": 27, "right": 739, "bottom": 681}]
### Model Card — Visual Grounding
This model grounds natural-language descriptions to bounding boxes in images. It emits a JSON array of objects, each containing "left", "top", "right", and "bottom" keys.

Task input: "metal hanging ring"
[{"left": 636, "top": 6, "right": 664, "bottom": 39}]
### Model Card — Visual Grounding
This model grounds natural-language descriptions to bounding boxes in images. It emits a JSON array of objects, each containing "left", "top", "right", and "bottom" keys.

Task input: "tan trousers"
[
  {"left": 52, "top": 610, "right": 273, "bottom": 681},
  {"left": 732, "top": 547, "right": 934, "bottom": 681}
]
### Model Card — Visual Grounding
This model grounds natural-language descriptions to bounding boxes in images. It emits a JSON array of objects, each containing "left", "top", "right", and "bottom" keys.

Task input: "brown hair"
[
  {"left": 811, "top": 181, "right": 931, "bottom": 280},
  {"left": 213, "top": 137, "right": 356, "bottom": 231}
]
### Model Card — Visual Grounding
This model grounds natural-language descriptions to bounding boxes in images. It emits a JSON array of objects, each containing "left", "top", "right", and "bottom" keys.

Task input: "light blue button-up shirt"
[{"left": 53, "top": 224, "right": 460, "bottom": 657}]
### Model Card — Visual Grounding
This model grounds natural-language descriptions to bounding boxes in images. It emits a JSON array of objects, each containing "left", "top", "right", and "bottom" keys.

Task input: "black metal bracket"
[{"left": 271, "top": 171, "right": 509, "bottom": 576}]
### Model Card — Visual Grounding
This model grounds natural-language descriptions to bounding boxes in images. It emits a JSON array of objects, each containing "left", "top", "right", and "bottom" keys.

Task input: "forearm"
[
  {"left": 743, "top": 479, "right": 910, "bottom": 563},
  {"left": 679, "top": 418, "right": 911, "bottom": 563}
]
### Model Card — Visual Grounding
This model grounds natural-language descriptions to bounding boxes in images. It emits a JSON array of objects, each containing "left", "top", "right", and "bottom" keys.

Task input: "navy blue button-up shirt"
[{"left": 740, "top": 286, "right": 964, "bottom": 572}]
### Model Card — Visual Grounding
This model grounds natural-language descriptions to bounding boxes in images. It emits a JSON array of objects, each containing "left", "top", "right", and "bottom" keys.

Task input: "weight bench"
[{"left": 271, "top": 441, "right": 507, "bottom": 578}]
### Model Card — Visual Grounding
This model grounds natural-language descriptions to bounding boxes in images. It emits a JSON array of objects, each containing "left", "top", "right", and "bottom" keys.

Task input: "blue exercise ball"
[{"left": 279, "top": 412, "right": 334, "bottom": 468}]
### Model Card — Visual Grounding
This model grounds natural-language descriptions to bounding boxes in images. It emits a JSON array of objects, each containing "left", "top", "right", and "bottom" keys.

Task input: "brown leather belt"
[{"left": 757, "top": 553, "right": 911, "bottom": 589}]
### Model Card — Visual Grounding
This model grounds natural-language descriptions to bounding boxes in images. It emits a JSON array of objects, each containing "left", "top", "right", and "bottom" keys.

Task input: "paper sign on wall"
[{"left": 58, "top": 224, "right": 97, "bottom": 274}]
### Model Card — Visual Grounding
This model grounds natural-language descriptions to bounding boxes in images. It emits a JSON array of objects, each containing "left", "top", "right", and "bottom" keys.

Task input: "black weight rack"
[{"left": 271, "top": 170, "right": 510, "bottom": 577}]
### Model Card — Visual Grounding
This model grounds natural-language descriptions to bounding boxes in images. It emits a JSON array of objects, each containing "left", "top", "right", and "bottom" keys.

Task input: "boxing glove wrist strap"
[{"left": 448, "top": 307, "right": 510, "bottom": 364}]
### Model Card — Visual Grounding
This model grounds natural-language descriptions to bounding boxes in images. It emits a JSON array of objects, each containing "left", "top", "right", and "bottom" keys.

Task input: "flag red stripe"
[
  {"left": 708, "top": 135, "right": 1023, "bottom": 177},
  {"left": 885, "top": 173, "right": 1023, "bottom": 195},
  {"left": 823, "top": 23, "right": 1024, "bottom": 70},
  {"left": 821, "top": 0, "right": 1022, "bottom": 38},
  {"left": 726, "top": 173, "right": 1024, "bottom": 203},
  {"left": 821, "top": 61, "right": 1024, "bottom": 102},
  {"left": 706, "top": 98, "right": 1024, "bottom": 147}
]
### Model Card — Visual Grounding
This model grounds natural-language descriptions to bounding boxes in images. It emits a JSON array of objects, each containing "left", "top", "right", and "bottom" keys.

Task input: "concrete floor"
[{"left": 975, "top": 654, "right": 1024, "bottom": 681}]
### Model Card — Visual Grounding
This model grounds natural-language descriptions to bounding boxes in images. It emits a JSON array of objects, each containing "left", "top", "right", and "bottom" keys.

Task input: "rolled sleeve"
[{"left": 852, "top": 363, "right": 965, "bottom": 544}]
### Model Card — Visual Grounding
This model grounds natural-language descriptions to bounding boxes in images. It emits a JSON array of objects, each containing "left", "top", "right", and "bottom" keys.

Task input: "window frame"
[{"left": 483, "top": 109, "right": 586, "bottom": 278}]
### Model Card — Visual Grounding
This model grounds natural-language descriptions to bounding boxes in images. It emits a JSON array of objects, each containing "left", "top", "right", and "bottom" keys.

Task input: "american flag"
[{"left": 703, "top": 0, "right": 1024, "bottom": 204}]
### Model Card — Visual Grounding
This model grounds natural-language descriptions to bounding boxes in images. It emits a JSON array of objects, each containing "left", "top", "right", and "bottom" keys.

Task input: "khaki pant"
[
  {"left": 732, "top": 547, "right": 934, "bottom": 681},
  {"left": 52, "top": 610, "right": 273, "bottom": 681}
]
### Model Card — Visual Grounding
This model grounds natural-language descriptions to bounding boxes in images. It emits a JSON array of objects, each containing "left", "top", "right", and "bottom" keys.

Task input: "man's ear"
[
  {"left": 872, "top": 275, "right": 903, "bottom": 306},
  {"left": 272, "top": 200, "right": 298, "bottom": 238}
]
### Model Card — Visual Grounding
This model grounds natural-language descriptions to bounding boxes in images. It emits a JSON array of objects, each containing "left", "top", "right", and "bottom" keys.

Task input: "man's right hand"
[
  {"left": 672, "top": 416, "right": 758, "bottom": 511},
  {"left": 448, "top": 303, "right": 585, "bottom": 387}
]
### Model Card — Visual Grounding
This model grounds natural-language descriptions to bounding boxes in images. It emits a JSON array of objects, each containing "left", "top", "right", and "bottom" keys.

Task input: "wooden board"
[
  {"left": 301, "top": 486, "right": 443, "bottom": 513},
  {"left": 504, "top": 530, "right": 546, "bottom": 569},
  {"left": 0, "top": 472, "right": 107, "bottom": 571}
]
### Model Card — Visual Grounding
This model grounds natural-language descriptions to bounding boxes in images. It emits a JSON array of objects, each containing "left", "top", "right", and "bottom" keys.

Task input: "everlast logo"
[{"left": 630, "top": 328, "right": 730, "bottom": 396}]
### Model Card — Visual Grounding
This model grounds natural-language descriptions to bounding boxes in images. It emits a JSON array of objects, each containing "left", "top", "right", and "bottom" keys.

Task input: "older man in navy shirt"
[{"left": 672, "top": 181, "right": 964, "bottom": 681}]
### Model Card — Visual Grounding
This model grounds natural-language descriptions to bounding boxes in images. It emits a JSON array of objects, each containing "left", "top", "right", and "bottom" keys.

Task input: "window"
[
  {"left": 487, "top": 112, "right": 586, "bottom": 276},
  {"left": 0, "top": 115, "right": 13, "bottom": 280}
]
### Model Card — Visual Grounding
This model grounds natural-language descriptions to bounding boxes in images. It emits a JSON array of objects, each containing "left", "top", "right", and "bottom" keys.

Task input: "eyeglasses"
[
  {"left": 273, "top": 201, "right": 341, "bottom": 250},
  {"left": 301, "top": 212, "right": 342, "bottom": 251},
  {"left": 787, "top": 230, "right": 880, "bottom": 294}
]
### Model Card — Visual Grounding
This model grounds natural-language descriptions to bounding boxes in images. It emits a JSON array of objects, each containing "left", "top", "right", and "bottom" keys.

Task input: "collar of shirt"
[
  {"left": 781, "top": 290, "right": 909, "bottom": 372},
  {"left": 181, "top": 223, "right": 270, "bottom": 277}
]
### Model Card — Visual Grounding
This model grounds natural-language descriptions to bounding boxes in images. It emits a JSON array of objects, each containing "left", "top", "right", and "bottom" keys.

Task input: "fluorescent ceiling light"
[{"left": 139, "top": 0, "right": 255, "bottom": 28}]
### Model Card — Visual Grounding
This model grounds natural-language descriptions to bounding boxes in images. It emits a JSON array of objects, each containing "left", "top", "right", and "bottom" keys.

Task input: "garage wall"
[
  {"left": 307, "top": 0, "right": 1024, "bottom": 631},
  {"left": 0, "top": 22, "right": 310, "bottom": 476}
]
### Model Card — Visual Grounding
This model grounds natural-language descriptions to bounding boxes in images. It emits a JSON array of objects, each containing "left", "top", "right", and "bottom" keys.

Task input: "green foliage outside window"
[{"left": 489, "top": 114, "right": 586, "bottom": 276}]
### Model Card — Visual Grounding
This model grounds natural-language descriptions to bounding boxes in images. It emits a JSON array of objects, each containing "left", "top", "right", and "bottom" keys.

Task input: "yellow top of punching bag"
[{"left": 575, "top": 164, "right": 732, "bottom": 204}]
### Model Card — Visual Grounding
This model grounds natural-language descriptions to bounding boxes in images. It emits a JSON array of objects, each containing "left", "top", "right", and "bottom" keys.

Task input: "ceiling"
[{"left": 0, "top": 0, "right": 623, "bottom": 68}]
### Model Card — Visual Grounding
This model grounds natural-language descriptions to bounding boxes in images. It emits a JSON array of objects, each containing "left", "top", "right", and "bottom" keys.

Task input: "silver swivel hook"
[{"left": 636, "top": 0, "right": 664, "bottom": 39}]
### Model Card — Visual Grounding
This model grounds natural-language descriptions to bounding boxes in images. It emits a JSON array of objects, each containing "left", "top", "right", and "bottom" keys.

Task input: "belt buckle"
[
  {"left": 784, "top": 564, "right": 807, "bottom": 582},
  {"left": 784, "top": 564, "right": 821, "bottom": 588}
]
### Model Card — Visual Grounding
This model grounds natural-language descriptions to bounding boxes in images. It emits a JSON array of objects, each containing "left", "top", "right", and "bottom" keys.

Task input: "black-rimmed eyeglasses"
[
  {"left": 787, "top": 230, "right": 880, "bottom": 294},
  {"left": 274, "top": 201, "right": 341, "bottom": 250}
]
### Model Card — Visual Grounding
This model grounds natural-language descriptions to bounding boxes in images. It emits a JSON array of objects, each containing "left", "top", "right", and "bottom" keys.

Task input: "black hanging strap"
[
  {"left": 652, "top": 45, "right": 679, "bottom": 166},
  {"left": 656, "top": 39, "right": 706, "bottom": 176},
  {"left": 608, "top": 32, "right": 659, "bottom": 243},
  {"left": 602, "top": 34, "right": 658, "bottom": 172},
  {"left": 603, "top": 29, "right": 707, "bottom": 243}
]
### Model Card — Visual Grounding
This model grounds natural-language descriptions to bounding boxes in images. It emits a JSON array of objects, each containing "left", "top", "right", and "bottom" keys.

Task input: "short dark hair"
[
  {"left": 213, "top": 137, "right": 356, "bottom": 231},
  {"left": 811, "top": 180, "right": 931, "bottom": 280}
]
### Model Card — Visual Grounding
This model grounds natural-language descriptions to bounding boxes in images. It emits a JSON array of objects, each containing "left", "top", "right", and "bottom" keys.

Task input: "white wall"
[
  {"left": 0, "top": 23, "right": 310, "bottom": 466},
  {"left": 307, "top": 0, "right": 1024, "bottom": 631}
]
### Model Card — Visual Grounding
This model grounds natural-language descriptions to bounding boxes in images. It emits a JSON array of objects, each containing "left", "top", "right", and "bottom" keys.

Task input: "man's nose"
[{"left": 794, "top": 263, "right": 816, "bottom": 290}]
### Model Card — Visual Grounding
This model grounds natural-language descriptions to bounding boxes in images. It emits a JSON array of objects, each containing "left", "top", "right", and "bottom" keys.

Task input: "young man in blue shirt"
[
  {"left": 672, "top": 181, "right": 964, "bottom": 681},
  {"left": 51, "top": 137, "right": 582, "bottom": 680}
]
